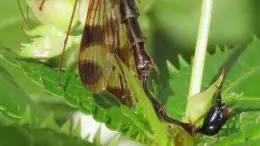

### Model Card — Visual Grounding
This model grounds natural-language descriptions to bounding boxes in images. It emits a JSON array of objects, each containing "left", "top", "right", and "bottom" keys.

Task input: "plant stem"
[
  {"left": 122, "top": 64, "right": 168, "bottom": 146},
  {"left": 188, "top": 0, "right": 214, "bottom": 98}
]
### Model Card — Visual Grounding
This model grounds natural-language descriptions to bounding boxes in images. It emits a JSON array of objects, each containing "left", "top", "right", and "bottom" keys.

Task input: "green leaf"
[
  {"left": 93, "top": 127, "right": 102, "bottom": 146},
  {"left": 166, "top": 56, "right": 191, "bottom": 119},
  {"left": 165, "top": 39, "right": 260, "bottom": 144},
  {"left": 0, "top": 112, "right": 15, "bottom": 126},
  {"left": 0, "top": 124, "right": 96, "bottom": 146},
  {"left": 166, "top": 39, "right": 260, "bottom": 118},
  {"left": 233, "top": 138, "right": 260, "bottom": 146},
  {"left": 93, "top": 92, "right": 120, "bottom": 108},
  {"left": 0, "top": 47, "right": 154, "bottom": 144},
  {"left": 60, "top": 119, "right": 71, "bottom": 135},
  {"left": 72, "top": 119, "right": 82, "bottom": 137},
  {"left": 106, "top": 134, "right": 121, "bottom": 146},
  {"left": 0, "top": 108, "right": 95, "bottom": 146},
  {"left": 213, "top": 122, "right": 260, "bottom": 146},
  {"left": 0, "top": 67, "right": 47, "bottom": 120},
  {"left": 18, "top": 25, "right": 81, "bottom": 58},
  {"left": 40, "top": 112, "right": 59, "bottom": 132},
  {"left": 222, "top": 39, "right": 260, "bottom": 97}
]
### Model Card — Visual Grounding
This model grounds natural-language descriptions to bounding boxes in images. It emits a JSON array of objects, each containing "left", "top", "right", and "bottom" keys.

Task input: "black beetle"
[{"left": 143, "top": 73, "right": 231, "bottom": 136}]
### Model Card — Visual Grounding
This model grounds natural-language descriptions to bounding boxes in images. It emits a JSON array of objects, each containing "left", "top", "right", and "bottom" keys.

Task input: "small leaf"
[
  {"left": 120, "top": 105, "right": 153, "bottom": 139},
  {"left": 167, "top": 60, "right": 178, "bottom": 74},
  {"left": 72, "top": 118, "right": 81, "bottom": 137},
  {"left": 93, "top": 91, "right": 120, "bottom": 108},
  {"left": 0, "top": 124, "right": 96, "bottom": 146},
  {"left": 0, "top": 67, "right": 47, "bottom": 120},
  {"left": 106, "top": 134, "right": 121, "bottom": 146},
  {"left": 213, "top": 122, "right": 260, "bottom": 146},
  {"left": 60, "top": 119, "right": 72, "bottom": 135},
  {"left": 40, "top": 112, "right": 59, "bottom": 131},
  {"left": 19, "top": 25, "right": 81, "bottom": 58},
  {"left": 93, "top": 126, "right": 102, "bottom": 146}
]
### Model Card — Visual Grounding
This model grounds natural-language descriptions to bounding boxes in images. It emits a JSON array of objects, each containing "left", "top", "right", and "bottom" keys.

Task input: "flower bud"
[
  {"left": 19, "top": 25, "right": 81, "bottom": 58},
  {"left": 185, "top": 71, "right": 225, "bottom": 124},
  {"left": 31, "top": 0, "right": 80, "bottom": 31}
]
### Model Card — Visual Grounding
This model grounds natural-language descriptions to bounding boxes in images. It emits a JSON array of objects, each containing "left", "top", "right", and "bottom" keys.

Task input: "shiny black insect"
[
  {"left": 143, "top": 75, "right": 231, "bottom": 136},
  {"left": 196, "top": 84, "right": 230, "bottom": 135}
]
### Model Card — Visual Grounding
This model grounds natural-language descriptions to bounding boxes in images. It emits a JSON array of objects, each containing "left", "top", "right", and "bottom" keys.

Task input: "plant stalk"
[
  {"left": 122, "top": 63, "right": 168, "bottom": 145},
  {"left": 188, "top": 0, "right": 214, "bottom": 98}
]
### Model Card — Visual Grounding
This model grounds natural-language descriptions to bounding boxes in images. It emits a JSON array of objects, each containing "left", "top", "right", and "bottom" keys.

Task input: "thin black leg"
[{"left": 143, "top": 75, "right": 196, "bottom": 136}]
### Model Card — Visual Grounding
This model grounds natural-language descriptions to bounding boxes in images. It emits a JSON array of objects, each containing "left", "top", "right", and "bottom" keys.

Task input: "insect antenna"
[
  {"left": 143, "top": 75, "right": 196, "bottom": 136},
  {"left": 26, "top": 6, "right": 33, "bottom": 26},
  {"left": 39, "top": 0, "right": 46, "bottom": 10},
  {"left": 215, "top": 69, "right": 225, "bottom": 106},
  {"left": 17, "top": 0, "right": 31, "bottom": 28},
  {"left": 57, "top": 0, "right": 79, "bottom": 87}
]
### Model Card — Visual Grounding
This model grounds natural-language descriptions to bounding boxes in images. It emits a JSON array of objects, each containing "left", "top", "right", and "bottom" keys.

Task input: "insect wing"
[{"left": 78, "top": 0, "right": 135, "bottom": 103}]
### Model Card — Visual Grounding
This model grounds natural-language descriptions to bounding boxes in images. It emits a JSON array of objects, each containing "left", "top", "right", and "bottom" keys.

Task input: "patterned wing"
[{"left": 78, "top": 0, "right": 136, "bottom": 104}]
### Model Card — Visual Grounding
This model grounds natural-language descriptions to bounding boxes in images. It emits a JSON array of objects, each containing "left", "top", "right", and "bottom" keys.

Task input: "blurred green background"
[{"left": 146, "top": 0, "right": 259, "bottom": 81}]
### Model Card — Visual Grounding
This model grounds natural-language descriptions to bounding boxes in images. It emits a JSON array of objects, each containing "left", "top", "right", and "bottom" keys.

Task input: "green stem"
[
  {"left": 186, "top": 0, "right": 214, "bottom": 116},
  {"left": 122, "top": 64, "right": 168, "bottom": 146},
  {"left": 188, "top": 0, "right": 214, "bottom": 98}
]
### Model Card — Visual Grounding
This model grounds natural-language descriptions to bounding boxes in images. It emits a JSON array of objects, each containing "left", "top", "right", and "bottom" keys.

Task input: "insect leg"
[
  {"left": 143, "top": 75, "right": 196, "bottom": 136},
  {"left": 57, "top": 0, "right": 78, "bottom": 87},
  {"left": 39, "top": 0, "right": 46, "bottom": 10},
  {"left": 18, "top": 0, "right": 31, "bottom": 28},
  {"left": 26, "top": 6, "right": 32, "bottom": 26},
  {"left": 143, "top": 75, "right": 160, "bottom": 107}
]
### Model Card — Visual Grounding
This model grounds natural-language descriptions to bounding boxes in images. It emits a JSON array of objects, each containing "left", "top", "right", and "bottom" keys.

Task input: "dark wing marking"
[{"left": 78, "top": 0, "right": 136, "bottom": 104}]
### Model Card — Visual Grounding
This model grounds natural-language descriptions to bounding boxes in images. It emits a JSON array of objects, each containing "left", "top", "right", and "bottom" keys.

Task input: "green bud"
[
  {"left": 31, "top": 0, "right": 79, "bottom": 31},
  {"left": 185, "top": 71, "right": 224, "bottom": 124},
  {"left": 19, "top": 25, "right": 81, "bottom": 58}
]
